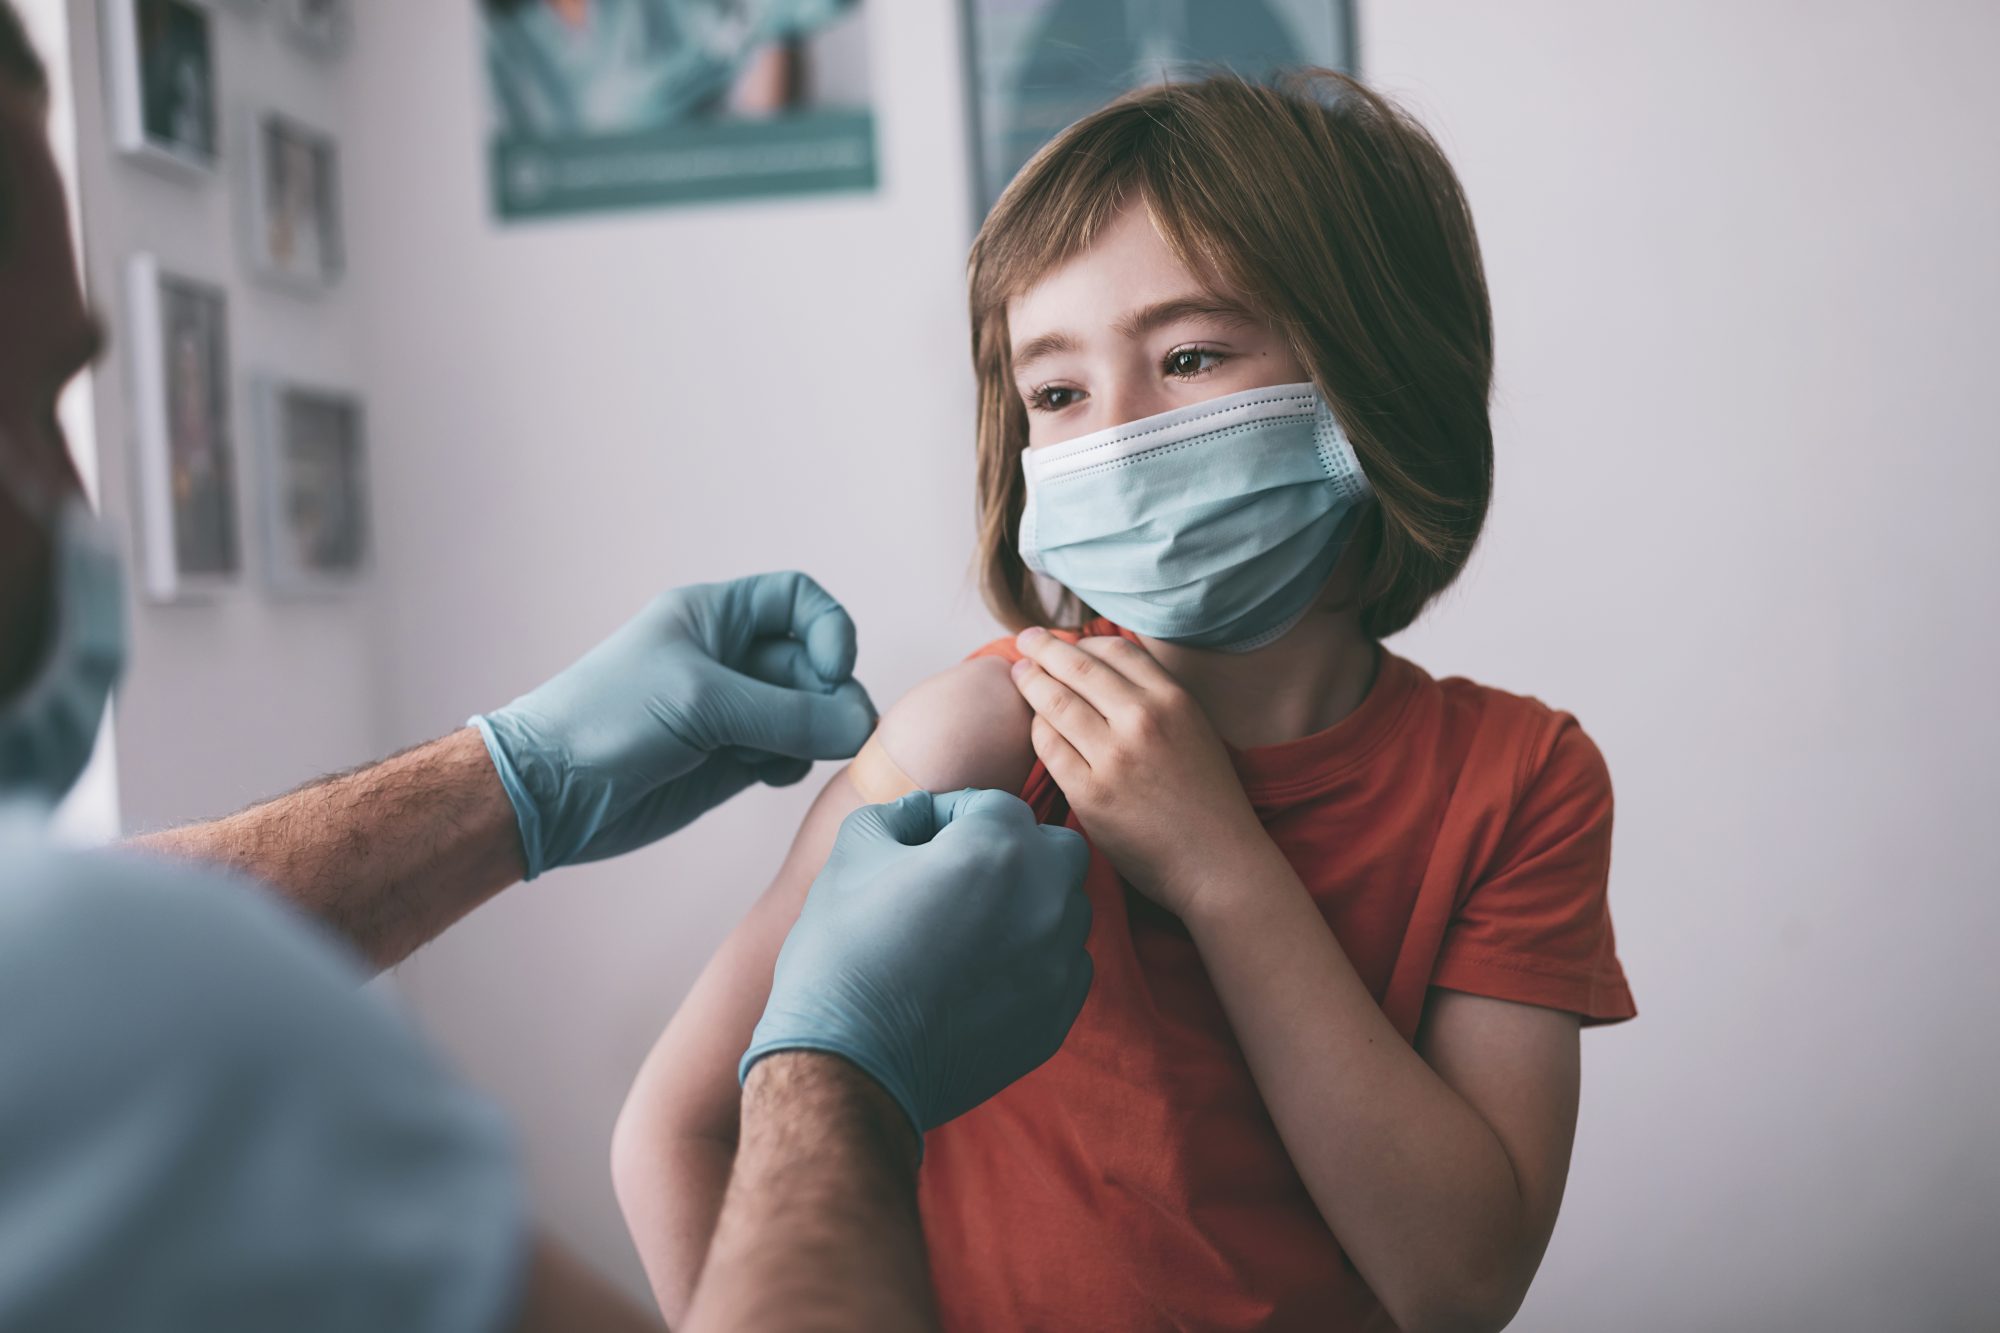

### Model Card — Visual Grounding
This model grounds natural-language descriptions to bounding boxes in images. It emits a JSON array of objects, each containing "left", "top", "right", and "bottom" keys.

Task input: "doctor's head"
[
  {"left": 0, "top": 2, "right": 96, "bottom": 706},
  {"left": 968, "top": 71, "right": 1495, "bottom": 642}
]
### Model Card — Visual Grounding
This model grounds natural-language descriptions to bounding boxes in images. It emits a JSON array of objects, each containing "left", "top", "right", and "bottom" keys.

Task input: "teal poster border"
[{"left": 493, "top": 108, "right": 877, "bottom": 219}]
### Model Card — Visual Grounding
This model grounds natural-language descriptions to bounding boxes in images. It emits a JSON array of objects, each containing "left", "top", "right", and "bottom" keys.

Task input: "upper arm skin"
[
  {"left": 1414, "top": 989, "right": 1582, "bottom": 1309},
  {"left": 609, "top": 658, "right": 1032, "bottom": 1321}
]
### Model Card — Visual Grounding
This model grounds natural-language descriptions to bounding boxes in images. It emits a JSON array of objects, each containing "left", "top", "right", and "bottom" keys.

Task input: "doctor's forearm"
[
  {"left": 128, "top": 728, "right": 525, "bottom": 970},
  {"left": 680, "top": 1052, "right": 936, "bottom": 1333}
]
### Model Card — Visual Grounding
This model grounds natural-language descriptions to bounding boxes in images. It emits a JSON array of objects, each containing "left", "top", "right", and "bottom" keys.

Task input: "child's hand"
[{"left": 1009, "top": 628, "right": 1271, "bottom": 919}]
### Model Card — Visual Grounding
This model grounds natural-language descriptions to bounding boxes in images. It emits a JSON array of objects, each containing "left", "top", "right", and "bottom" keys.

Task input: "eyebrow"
[
  {"left": 1010, "top": 292, "right": 1259, "bottom": 375},
  {"left": 1010, "top": 329, "right": 1080, "bottom": 375},
  {"left": 1113, "top": 294, "right": 1258, "bottom": 340}
]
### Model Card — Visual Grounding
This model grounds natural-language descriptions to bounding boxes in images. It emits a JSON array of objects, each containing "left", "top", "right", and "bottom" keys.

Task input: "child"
[{"left": 613, "top": 71, "right": 1634, "bottom": 1333}]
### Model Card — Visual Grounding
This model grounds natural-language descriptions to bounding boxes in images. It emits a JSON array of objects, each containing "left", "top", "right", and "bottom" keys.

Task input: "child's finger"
[
  {"left": 1073, "top": 635, "right": 1180, "bottom": 696},
  {"left": 1031, "top": 715, "right": 1090, "bottom": 790},
  {"left": 1011, "top": 659, "right": 1110, "bottom": 754},
  {"left": 1015, "top": 628, "right": 1145, "bottom": 717}
]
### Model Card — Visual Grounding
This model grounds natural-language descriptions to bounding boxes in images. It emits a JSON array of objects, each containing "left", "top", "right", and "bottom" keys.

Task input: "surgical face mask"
[
  {"left": 1018, "top": 382, "right": 1373, "bottom": 652},
  {"left": 0, "top": 452, "right": 127, "bottom": 809}
]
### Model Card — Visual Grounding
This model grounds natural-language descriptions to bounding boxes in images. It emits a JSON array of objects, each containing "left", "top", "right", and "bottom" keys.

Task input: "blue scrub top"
[{"left": 0, "top": 812, "right": 526, "bottom": 1332}]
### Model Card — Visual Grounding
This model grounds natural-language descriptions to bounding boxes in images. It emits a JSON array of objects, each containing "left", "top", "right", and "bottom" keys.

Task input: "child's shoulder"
[
  {"left": 871, "top": 649, "right": 1036, "bottom": 797},
  {"left": 1423, "top": 663, "right": 1610, "bottom": 798}
]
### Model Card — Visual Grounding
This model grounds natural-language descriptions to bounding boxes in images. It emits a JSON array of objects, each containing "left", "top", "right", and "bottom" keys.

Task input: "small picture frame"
[
  {"left": 280, "top": 0, "right": 350, "bottom": 57},
  {"left": 254, "top": 378, "right": 369, "bottom": 594},
  {"left": 245, "top": 110, "right": 344, "bottom": 289},
  {"left": 101, "top": 0, "right": 219, "bottom": 177},
  {"left": 125, "top": 255, "right": 241, "bottom": 600}
]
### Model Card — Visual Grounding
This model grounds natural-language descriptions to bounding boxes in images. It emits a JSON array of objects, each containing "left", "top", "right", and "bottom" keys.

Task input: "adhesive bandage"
[{"left": 848, "top": 731, "right": 919, "bottom": 804}]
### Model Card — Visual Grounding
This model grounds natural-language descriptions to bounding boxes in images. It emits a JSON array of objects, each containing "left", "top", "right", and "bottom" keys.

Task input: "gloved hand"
[
  {"left": 471, "top": 572, "right": 876, "bottom": 878},
  {"left": 740, "top": 789, "right": 1095, "bottom": 1141}
]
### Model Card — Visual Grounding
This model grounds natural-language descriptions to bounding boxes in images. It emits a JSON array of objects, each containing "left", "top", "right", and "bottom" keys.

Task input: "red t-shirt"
[{"left": 918, "top": 620, "right": 1634, "bottom": 1332}]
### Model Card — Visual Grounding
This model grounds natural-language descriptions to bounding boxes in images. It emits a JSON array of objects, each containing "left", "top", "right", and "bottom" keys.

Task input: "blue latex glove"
[
  {"left": 740, "top": 789, "right": 1095, "bottom": 1140},
  {"left": 471, "top": 572, "right": 876, "bottom": 878}
]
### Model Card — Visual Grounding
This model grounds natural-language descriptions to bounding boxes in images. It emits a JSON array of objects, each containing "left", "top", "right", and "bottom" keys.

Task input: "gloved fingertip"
[
  {"left": 838, "top": 787, "right": 937, "bottom": 847},
  {"left": 805, "top": 608, "right": 859, "bottom": 684},
  {"left": 745, "top": 638, "right": 826, "bottom": 694},
  {"left": 817, "top": 680, "right": 878, "bottom": 757},
  {"left": 938, "top": 787, "right": 1034, "bottom": 829},
  {"left": 1040, "top": 821, "right": 1090, "bottom": 867}
]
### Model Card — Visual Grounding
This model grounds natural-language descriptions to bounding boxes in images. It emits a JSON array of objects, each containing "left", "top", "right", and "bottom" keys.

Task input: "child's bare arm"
[{"left": 610, "top": 658, "right": 1033, "bottom": 1323}]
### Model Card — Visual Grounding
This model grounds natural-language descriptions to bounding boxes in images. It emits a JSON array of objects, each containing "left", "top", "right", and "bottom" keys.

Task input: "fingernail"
[
  {"left": 1010, "top": 658, "right": 1030, "bottom": 680},
  {"left": 1017, "top": 626, "right": 1048, "bottom": 648}
]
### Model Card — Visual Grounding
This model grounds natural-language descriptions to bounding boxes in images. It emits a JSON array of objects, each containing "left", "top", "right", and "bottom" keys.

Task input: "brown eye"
[
  {"left": 1164, "top": 347, "right": 1224, "bottom": 378},
  {"left": 1029, "top": 385, "right": 1083, "bottom": 412}
]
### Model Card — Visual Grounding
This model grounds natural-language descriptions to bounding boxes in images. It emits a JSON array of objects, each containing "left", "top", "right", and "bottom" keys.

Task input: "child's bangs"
[
  {"left": 975, "top": 150, "right": 1142, "bottom": 312},
  {"left": 973, "top": 99, "right": 1278, "bottom": 330}
]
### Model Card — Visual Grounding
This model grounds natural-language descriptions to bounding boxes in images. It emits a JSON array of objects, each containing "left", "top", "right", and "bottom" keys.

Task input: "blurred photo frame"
[
  {"left": 101, "top": 0, "right": 219, "bottom": 176},
  {"left": 125, "top": 255, "right": 241, "bottom": 600},
  {"left": 280, "top": 0, "right": 350, "bottom": 57},
  {"left": 253, "top": 378, "right": 369, "bottom": 594},
  {"left": 244, "top": 109, "right": 345, "bottom": 289}
]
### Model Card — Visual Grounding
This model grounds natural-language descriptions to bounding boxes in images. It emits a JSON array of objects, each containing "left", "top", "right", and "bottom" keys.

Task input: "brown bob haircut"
[{"left": 968, "top": 71, "right": 1494, "bottom": 640}]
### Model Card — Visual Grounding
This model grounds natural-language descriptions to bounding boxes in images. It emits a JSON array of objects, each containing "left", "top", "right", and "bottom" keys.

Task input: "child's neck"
[{"left": 1139, "top": 607, "right": 1379, "bottom": 751}]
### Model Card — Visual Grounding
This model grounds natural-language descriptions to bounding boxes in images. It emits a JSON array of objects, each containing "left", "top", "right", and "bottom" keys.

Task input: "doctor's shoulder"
[{"left": 0, "top": 836, "right": 378, "bottom": 1042}]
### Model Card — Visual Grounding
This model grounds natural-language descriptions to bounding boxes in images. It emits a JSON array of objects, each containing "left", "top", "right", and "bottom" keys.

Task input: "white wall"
[
  {"left": 342, "top": 0, "right": 990, "bottom": 1290},
  {"left": 1363, "top": 4, "right": 2000, "bottom": 1328},
  {"left": 66, "top": 0, "right": 390, "bottom": 833},
  {"left": 70, "top": 0, "right": 1985, "bottom": 1325}
]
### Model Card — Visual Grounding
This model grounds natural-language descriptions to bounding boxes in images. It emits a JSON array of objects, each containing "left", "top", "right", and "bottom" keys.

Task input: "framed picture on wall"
[
  {"left": 280, "top": 0, "right": 349, "bottom": 57},
  {"left": 960, "top": 0, "right": 1357, "bottom": 218},
  {"left": 244, "top": 110, "right": 344, "bottom": 289},
  {"left": 253, "top": 378, "right": 369, "bottom": 594},
  {"left": 100, "top": 0, "right": 218, "bottom": 176},
  {"left": 125, "top": 255, "right": 241, "bottom": 600}
]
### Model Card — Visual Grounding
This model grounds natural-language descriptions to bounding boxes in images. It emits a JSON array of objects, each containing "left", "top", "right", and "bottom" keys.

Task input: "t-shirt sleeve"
[
  {"left": 1430, "top": 717, "right": 1636, "bottom": 1025},
  {"left": 966, "top": 635, "right": 1027, "bottom": 666},
  {"left": 964, "top": 624, "right": 1096, "bottom": 667}
]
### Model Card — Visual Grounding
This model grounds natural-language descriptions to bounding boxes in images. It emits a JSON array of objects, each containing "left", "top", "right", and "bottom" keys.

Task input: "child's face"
[{"left": 1007, "top": 203, "right": 1308, "bottom": 451}]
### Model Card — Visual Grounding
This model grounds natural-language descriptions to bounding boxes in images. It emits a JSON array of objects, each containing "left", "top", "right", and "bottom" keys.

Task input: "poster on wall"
[
  {"left": 481, "top": 0, "right": 878, "bottom": 220},
  {"left": 962, "top": 0, "right": 1356, "bottom": 218}
]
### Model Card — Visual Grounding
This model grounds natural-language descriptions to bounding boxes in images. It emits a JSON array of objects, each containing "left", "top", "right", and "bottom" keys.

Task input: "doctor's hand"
[
  {"left": 472, "top": 572, "right": 877, "bottom": 879},
  {"left": 740, "top": 789, "right": 1094, "bottom": 1141}
]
